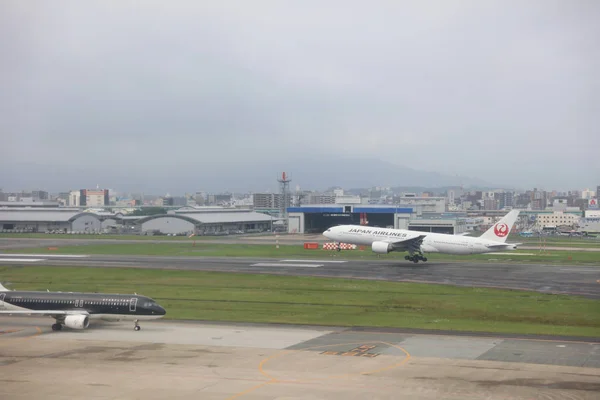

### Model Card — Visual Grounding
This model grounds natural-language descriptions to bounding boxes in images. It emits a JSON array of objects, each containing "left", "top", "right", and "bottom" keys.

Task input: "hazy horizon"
[
  {"left": 2, "top": 1, "right": 599, "bottom": 193},
  {"left": 1, "top": 157, "right": 595, "bottom": 196}
]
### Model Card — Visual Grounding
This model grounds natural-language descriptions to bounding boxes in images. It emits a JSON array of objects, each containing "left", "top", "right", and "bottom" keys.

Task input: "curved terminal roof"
[
  {"left": 0, "top": 209, "right": 101, "bottom": 222},
  {"left": 136, "top": 211, "right": 273, "bottom": 225}
]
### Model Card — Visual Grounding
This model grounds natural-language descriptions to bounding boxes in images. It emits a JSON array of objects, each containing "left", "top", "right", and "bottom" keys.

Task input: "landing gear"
[
  {"left": 405, "top": 254, "right": 428, "bottom": 263},
  {"left": 134, "top": 320, "right": 141, "bottom": 331},
  {"left": 51, "top": 323, "right": 63, "bottom": 331},
  {"left": 336, "top": 242, "right": 341, "bottom": 252}
]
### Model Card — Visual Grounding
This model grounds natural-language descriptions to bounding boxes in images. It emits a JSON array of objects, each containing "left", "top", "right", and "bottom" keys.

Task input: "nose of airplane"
[
  {"left": 155, "top": 304, "right": 167, "bottom": 316},
  {"left": 323, "top": 227, "right": 333, "bottom": 238}
]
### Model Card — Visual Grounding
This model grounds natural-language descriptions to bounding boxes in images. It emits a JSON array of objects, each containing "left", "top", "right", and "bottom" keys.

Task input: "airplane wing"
[
  {"left": 0, "top": 310, "right": 89, "bottom": 317},
  {"left": 385, "top": 235, "right": 427, "bottom": 253}
]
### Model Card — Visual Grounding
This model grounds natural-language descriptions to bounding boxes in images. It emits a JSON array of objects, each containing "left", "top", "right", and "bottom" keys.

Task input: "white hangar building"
[
  {"left": 0, "top": 208, "right": 102, "bottom": 233},
  {"left": 136, "top": 207, "right": 274, "bottom": 235}
]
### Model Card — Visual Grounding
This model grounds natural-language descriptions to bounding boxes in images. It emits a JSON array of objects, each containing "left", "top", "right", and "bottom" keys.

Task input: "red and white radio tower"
[{"left": 277, "top": 172, "right": 291, "bottom": 220}]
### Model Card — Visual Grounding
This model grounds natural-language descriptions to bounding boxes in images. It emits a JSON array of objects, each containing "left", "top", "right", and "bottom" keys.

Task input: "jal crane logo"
[{"left": 493, "top": 222, "right": 509, "bottom": 237}]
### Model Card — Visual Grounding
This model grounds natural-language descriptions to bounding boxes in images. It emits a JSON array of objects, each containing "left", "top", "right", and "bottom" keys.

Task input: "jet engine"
[
  {"left": 372, "top": 241, "right": 393, "bottom": 254},
  {"left": 63, "top": 314, "right": 90, "bottom": 330}
]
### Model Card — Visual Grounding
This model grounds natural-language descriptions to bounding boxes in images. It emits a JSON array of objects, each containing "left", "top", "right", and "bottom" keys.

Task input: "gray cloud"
[{"left": 1, "top": 0, "right": 599, "bottom": 192}]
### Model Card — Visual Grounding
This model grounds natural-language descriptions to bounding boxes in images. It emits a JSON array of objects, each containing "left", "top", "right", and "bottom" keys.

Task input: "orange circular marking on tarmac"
[
  {"left": 0, "top": 326, "right": 41, "bottom": 345},
  {"left": 226, "top": 341, "right": 411, "bottom": 400},
  {"left": 259, "top": 341, "right": 411, "bottom": 383},
  {"left": 0, "top": 329, "right": 22, "bottom": 335}
]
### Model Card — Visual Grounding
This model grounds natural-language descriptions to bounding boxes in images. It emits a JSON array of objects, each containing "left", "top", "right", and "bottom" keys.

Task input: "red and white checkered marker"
[{"left": 323, "top": 242, "right": 357, "bottom": 250}]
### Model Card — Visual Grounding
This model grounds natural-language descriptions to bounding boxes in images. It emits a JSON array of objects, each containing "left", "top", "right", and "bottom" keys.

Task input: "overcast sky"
[{"left": 1, "top": 0, "right": 599, "bottom": 193}]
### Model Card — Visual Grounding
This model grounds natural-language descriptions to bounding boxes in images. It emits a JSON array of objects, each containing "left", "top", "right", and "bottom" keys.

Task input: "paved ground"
[
  {"left": 0, "top": 253, "right": 599, "bottom": 298},
  {"left": 1, "top": 317, "right": 599, "bottom": 400}
]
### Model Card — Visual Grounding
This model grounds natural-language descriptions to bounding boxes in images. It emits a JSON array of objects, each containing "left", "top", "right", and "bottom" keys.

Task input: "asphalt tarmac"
[
  {"left": 1, "top": 317, "right": 599, "bottom": 399},
  {"left": 1, "top": 253, "right": 599, "bottom": 298}
]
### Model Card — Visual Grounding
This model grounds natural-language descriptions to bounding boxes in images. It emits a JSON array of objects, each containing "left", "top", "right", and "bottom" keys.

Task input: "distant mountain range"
[
  {"left": 1, "top": 158, "right": 496, "bottom": 195},
  {"left": 277, "top": 157, "right": 493, "bottom": 191},
  {"left": 344, "top": 186, "right": 489, "bottom": 196}
]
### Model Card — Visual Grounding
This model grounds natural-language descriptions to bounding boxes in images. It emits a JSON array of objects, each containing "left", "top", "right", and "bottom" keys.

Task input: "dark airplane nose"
[{"left": 157, "top": 305, "right": 166, "bottom": 315}]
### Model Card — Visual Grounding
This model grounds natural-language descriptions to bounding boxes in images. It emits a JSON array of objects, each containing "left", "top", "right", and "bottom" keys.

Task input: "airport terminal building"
[
  {"left": 287, "top": 204, "right": 466, "bottom": 235},
  {"left": 287, "top": 205, "right": 414, "bottom": 234},
  {"left": 1, "top": 204, "right": 466, "bottom": 237}
]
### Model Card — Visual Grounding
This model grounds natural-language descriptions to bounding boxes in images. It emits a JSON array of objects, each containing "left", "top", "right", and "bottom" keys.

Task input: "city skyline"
[{"left": 2, "top": 183, "right": 597, "bottom": 200}]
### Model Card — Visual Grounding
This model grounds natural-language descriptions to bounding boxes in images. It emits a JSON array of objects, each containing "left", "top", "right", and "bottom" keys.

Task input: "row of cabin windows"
[
  {"left": 11, "top": 298, "right": 131, "bottom": 306},
  {"left": 433, "top": 240, "right": 469, "bottom": 246}
]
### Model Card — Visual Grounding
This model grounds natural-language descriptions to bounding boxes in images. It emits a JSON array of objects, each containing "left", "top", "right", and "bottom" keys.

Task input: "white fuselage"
[{"left": 324, "top": 226, "right": 518, "bottom": 255}]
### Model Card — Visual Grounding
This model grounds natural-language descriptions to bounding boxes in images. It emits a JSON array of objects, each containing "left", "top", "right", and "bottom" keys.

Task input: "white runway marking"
[
  {"left": 0, "top": 258, "right": 46, "bottom": 262},
  {"left": 487, "top": 252, "right": 537, "bottom": 256},
  {"left": 559, "top": 268, "right": 599, "bottom": 273},
  {"left": 251, "top": 263, "right": 323, "bottom": 268},
  {"left": 0, "top": 254, "right": 90, "bottom": 258},
  {"left": 280, "top": 259, "right": 347, "bottom": 263}
]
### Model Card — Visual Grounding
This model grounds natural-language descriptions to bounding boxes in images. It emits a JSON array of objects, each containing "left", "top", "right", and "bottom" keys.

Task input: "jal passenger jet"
[{"left": 323, "top": 210, "right": 521, "bottom": 263}]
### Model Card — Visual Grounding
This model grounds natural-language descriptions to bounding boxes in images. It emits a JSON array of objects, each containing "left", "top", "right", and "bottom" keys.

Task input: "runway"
[
  {"left": 0, "top": 253, "right": 599, "bottom": 298},
  {"left": 1, "top": 317, "right": 599, "bottom": 399}
]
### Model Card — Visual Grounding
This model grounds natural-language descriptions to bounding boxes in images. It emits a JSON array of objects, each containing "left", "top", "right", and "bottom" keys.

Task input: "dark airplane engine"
[
  {"left": 372, "top": 241, "right": 393, "bottom": 254},
  {"left": 64, "top": 315, "right": 90, "bottom": 330}
]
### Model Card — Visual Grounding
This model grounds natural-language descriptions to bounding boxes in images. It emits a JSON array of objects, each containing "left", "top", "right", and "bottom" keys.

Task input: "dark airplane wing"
[{"left": 386, "top": 235, "right": 427, "bottom": 253}]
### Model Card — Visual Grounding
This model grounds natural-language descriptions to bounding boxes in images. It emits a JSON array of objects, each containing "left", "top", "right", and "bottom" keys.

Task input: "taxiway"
[
  {"left": 0, "top": 253, "right": 599, "bottom": 298},
  {"left": 1, "top": 317, "right": 599, "bottom": 399}
]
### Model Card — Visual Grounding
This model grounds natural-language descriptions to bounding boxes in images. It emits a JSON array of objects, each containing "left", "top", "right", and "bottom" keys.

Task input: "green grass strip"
[
  {"left": 1, "top": 265, "right": 598, "bottom": 338},
  {"left": 0, "top": 233, "right": 220, "bottom": 240},
  {"left": 2, "top": 232, "right": 599, "bottom": 246}
]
